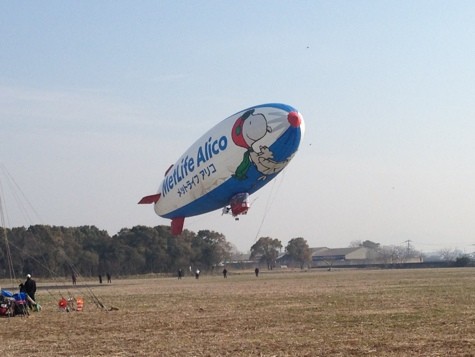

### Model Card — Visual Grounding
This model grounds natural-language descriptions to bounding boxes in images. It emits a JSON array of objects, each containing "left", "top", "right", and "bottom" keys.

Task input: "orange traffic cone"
[{"left": 76, "top": 297, "right": 84, "bottom": 312}]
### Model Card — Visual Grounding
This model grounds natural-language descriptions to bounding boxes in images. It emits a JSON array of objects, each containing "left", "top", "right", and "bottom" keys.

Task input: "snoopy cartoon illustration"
[{"left": 231, "top": 109, "right": 290, "bottom": 180}]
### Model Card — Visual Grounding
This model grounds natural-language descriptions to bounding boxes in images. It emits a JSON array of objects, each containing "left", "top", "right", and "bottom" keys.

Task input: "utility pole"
[{"left": 404, "top": 240, "right": 412, "bottom": 261}]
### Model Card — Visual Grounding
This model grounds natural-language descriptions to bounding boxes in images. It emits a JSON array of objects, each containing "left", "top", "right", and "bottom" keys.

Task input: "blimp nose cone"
[{"left": 287, "top": 111, "right": 302, "bottom": 127}]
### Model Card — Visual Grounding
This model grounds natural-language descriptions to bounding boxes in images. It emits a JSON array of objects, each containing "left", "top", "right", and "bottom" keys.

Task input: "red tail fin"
[
  {"left": 138, "top": 194, "right": 161, "bottom": 204},
  {"left": 171, "top": 217, "right": 185, "bottom": 235}
]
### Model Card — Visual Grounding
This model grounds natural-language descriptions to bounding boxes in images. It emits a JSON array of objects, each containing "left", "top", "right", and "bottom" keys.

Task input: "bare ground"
[{"left": 1, "top": 268, "right": 475, "bottom": 356}]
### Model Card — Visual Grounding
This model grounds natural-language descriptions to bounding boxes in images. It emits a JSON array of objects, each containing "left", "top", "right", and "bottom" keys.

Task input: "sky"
[{"left": 1, "top": 1, "right": 475, "bottom": 253}]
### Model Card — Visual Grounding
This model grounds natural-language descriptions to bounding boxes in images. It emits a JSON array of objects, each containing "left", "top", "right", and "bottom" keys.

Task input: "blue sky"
[{"left": 1, "top": 1, "right": 475, "bottom": 253}]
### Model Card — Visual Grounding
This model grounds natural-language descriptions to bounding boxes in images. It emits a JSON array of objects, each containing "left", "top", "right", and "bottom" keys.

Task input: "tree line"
[
  {"left": 0, "top": 225, "right": 233, "bottom": 279},
  {"left": 1, "top": 225, "right": 312, "bottom": 279}
]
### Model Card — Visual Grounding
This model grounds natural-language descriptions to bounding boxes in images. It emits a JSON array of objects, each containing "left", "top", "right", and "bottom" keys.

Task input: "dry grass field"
[{"left": 1, "top": 268, "right": 475, "bottom": 356}]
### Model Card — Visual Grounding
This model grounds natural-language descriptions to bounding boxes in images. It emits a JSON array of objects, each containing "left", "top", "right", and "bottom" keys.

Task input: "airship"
[{"left": 139, "top": 103, "right": 305, "bottom": 235}]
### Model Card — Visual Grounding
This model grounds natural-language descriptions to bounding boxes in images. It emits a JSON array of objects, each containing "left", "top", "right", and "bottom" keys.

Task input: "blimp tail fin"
[
  {"left": 138, "top": 193, "right": 161, "bottom": 204},
  {"left": 171, "top": 217, "right": 185, "bottom": 235}
]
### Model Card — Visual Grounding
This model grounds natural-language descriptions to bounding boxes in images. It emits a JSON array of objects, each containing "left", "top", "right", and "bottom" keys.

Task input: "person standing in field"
[
  {"left": 24, "top": 274, "right": 36, "bottom": 309},
  {"left": 106, "top": 273, "right": 111, "bottom": 283},
  {"left": 255, "top": 267, "right": 259, "bottom": 277},
  {"left": 222, "top": 268, "right": 228, "bottom": 278}
]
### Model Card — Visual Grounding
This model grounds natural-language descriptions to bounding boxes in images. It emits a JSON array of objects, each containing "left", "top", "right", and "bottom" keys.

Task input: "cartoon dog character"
[{"left": 232, "top": 109, "right": 289, "bottom": 180}]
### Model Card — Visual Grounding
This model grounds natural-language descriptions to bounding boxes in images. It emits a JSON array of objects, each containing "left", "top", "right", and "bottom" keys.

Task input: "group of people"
[
  {"left": 97, "top": 273, "right": 112, "bottom": 284},
  {"left": 176, "top": 267, "right": 260, "bottom": 279},
  {"left": 177, "top": 268, "right": 201, "bottom": 279},
  {"left": 17, "top": 267, "right": 260, "bottom": 311},
  {"left": 72, "top": 272, "right": 112, "bottom": 285}
]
